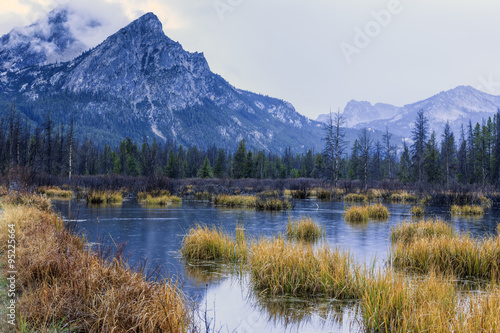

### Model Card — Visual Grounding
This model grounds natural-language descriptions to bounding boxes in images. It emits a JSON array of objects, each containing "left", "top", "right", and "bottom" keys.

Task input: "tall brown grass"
[
  {"left": 389, "top": 191, "right": 418, "bottom": 203},
  {"left": 391, "top": 219, "right": 455, "bottom": 244},
  {"left": 138, "top": 190, "right": 182, "bottom": 206},
  {"left": 343, "top": 193, "right": 368, "bottom": 202},
  {"left": 0, "top": 194, "right": 194, "bottom": 332}
]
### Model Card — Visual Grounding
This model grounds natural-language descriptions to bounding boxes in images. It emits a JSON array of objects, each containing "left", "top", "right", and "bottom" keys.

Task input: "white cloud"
[{"left": 1, "top": 0, "right": 500, "bottom": 119}]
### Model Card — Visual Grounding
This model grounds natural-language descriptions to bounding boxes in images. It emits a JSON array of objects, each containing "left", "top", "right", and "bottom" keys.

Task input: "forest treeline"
[{"left": 1, "top": 106, "right": 500, "bottom": 188}]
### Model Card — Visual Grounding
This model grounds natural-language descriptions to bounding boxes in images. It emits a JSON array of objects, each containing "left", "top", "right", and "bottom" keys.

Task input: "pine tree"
[
  {"left": 232, "top": 139, "right": 247, "bottom": 179},
  {"left": 198, "top": 157, "right": 214, "bottom": 178},
  {"left": 424, "top": 131, "right": 441, "bottom": 184},
  {"left": 411, "top": 110, "right": 428, "bottom": 182},
  {"left": 358, "top": 128, "right": 373, "bottom": 190},
  {"left": 441, "top": 122, "right": 457, "bottom": 187},
  {"left": 322, "top": 110, "right": 346, "bottom": 186},
  {"left": 213, "top": 148, "right": 227, "bottom": 178}
]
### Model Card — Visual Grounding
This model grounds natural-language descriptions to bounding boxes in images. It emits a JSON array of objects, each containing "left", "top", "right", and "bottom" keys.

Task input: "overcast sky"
[{"left": 1, "top": 0, "right": 500, "bottom": 120}]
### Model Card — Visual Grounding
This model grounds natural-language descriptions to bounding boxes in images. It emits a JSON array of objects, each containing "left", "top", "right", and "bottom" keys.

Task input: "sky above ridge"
[{"left": 1, "top": 0, "right": 500, "bottom": 120}]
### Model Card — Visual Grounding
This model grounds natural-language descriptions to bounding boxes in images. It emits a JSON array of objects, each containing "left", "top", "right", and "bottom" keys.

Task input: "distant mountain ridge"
[
  {"left": 318, "top": 86, "right": 500, "bottom": 138},
  {"left": 0, "top": 9, "right": 326, "bottom": 153}
]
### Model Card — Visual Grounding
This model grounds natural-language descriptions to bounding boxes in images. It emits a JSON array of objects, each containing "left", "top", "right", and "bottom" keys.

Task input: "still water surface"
[{"left": 53, "top": 199, "right": 499, "bottom": 333}]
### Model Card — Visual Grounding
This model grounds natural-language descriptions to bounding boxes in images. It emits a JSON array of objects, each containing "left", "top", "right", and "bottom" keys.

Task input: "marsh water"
[{"left": 53, "top": 199, "right": 500, "bottom": 333}]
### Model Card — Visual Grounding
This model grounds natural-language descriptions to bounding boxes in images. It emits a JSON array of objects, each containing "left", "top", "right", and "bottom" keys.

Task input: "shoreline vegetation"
[
  {"left": 1, "top": 190, "right": 499, "bottom": 331},
  {"left": 0, "top": 192, "right": 194, "bottom": 332}
]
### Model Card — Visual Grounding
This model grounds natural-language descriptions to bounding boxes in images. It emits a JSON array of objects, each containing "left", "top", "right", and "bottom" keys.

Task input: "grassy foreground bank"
[{"left": 0, "top": 193, "right": 194, "bottom": 332}]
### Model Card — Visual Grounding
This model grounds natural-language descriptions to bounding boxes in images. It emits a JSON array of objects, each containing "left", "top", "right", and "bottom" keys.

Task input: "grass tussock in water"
[
  {"left": 86, "top": 190, "right": 123, "bottom": 205},
  {"left": 344, "top": 204, "right": 389, "bottom": 222},
  {"left": 213, "top": 194, "right": 257, "bottom": 207},
  {"left": 286, "top": 216, "right": 324, "bottom": 242},
  {"left": 0, "top": 193, "right": 193, "bottom": 332},
  {"left": 391, "top": 220, "right": 500, "bottom": 280},
  {"left": 411, "top": 205, "right": 425, "bottom": 217},
  {"left": 180, "top": 224, "right": 247, "bottom": 262},
  {"left": 389, "top": 191, "right": 418, "bottom": 203},
  {"left": 138, "top": 190, "right": 182, "bottom": 206},
  {"left": 391, "top": 219, "right": 454, "bottom": 244},
  {"left": 450, "top": 204, "right": 484, "bottom": 216},
  {"left": 249, "top": 237, "right": 360, "bottom": 299},
  {"left": 213, "top": 194, "right": 290, "bottom": 211},
  {"left": 343, "top": 193, "right": 368, "bottom": 202},
  {"left": 361, "top": 271, "right": 458, "bottom": 333},
  {"left": 37, "top": 186, "right": 73, "bottom": 199}
]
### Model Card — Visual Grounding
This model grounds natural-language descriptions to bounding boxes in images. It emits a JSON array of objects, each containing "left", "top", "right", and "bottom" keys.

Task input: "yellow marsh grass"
[
  {"left": 361, "top": 271, "right": 458, "bottom": 333},
  {"left": 391, "top": 219, "right": 454, "bottom": 244},
  {"left": 344, "top": 204, "right": 389, "bottom": 222},
  {"left": 389, "top": 191, "right": 418, "bottom": 203},
  {"left": 1, "top": 196, "right": 193, "bottom": 332},
  {"left": 140, "top": 194, "right": 182, "bottom": 206},
  {"left": 411, "top": 205, "right": 425, "bottom": 216},
  {"left": 37, "top": 186, "right": 73, "bottom": 199},
  {"left": 249, "top": 237, "right": 360, "bottom": 298},
  {"left": 451, "top": 205, "right": 484, "bottom": 216},
  {"left": 180, "top": 224, "right": 247, "bottom": 262},
  {"left": 286, "top": 216, "right": 325, "bottom": 242},
  {"left": 213, "top": 195, "right": 290, "bottom": 211},
  {"left": 86, "top": 190, "right": 123, "bottom": 205},
  {"left": 391, "top": 223, "right": 500, "bottom": 280},
  {"left": 343, "top": 193, "right": 368, "bottom": 202},
  {"left": 213, "top": 194, "right": 257, "bottom": 207}
]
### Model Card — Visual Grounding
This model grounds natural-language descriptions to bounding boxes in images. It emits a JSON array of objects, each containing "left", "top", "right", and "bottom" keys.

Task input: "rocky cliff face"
[{"left": 0, "top": 10, "right": 323, "bottom": 152}]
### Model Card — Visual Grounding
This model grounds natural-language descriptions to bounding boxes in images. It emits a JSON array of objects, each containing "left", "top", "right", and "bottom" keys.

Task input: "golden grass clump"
[
  {"left": 255, "top": 198, "right": 291, "bottom": 211},
  {"left": 1, "top": 194, "right": 193, "bottom": 332},
  {"left": 391, "top": 219, "right": 454, "bottom": 244},
  {"left": 389, "top": 191, "right": 418, "bottom": 203},
  {"left": 391, "top": 224, "right": 500, "bottom": 280},
  {"left": 213, "top": 194, "right": 257, "bottom": 207},
  {"left": 450, "top": 205, "right": 484, "bottom": 216},
  {"left": 286, "top": 216, "right": 325, "bottom": 242},
  {"left": 344, "top": 204, "right": 389, "bottom": 222},
  {"left": 411, "top": 205, "right": 425, "bottom": 216},
  {"left": 361, "top": 271, "right": 458, "bottom": 333},
  {"left": 180, "top": 224, "right": 247, "bottom": 262},
  {"left": 86, "top": 190, "right": 123, "bottom": 205},
  {"left": 37, "top": 186, "right": 73, "bottom": 199},
  {"left": 137, "top": 190, "right": 182, "bottom": 206},
  {"left": 343, "top": 193, "right": 368, "bottom": 202},
  {"left": 249, "top": 237, "right": 360, "bottom": 299}
]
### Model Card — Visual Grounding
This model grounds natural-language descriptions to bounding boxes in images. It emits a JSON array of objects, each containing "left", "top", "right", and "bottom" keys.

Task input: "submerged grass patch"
[
  {"left": 344, "top": 204, "right": 389, "bottom": 222},
  {"left": 1, "top": 193, "right": 193, "bottom": 332},
  {"left": 86, "top": 190, "right": 123, "bottom": 205},
  {"left": 180, "top": 224, "right": 247, "bottom": 262},
  {"left": 249, "top": 237, "right": 360, "bottom": 299},
  {"left": 286, "top": 216, "right": 324, "bottom": 242},
  {"left": 451, "top": 205, "right": 484, "bottom": 216}
]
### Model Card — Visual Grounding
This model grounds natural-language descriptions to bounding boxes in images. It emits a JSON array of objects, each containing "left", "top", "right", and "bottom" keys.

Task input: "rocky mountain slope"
[{"left": 0, "top": 10, "right": 325, "bottom": 152}]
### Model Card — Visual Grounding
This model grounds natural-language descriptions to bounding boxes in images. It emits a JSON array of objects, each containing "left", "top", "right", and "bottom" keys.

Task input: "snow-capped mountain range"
[
  {"left": 0, "top": 8, "right": 326, "bottom": 152},
  {"left": 318, "top": 86, "right": 500, "bottom": 138}
]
